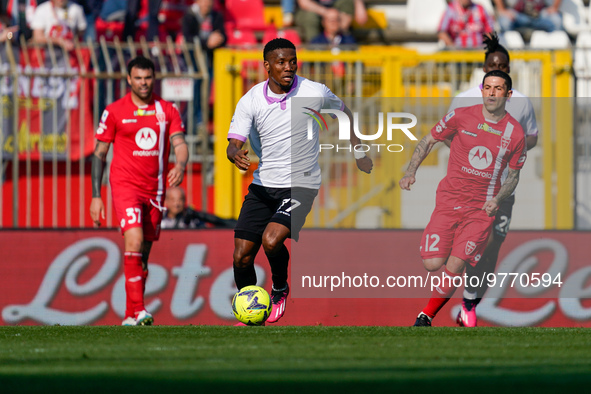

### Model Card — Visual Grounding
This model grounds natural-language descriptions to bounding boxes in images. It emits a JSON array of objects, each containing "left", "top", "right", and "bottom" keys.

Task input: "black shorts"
[
  {"left": 234, "top": 184, "right": 318, "bottom": 243},
  {"left": 492, "top": 194, "right": 515, "bottom": 242}
]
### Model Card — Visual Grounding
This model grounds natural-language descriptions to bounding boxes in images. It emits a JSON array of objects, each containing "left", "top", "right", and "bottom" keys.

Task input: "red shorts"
[
  {"left": 420, "top": 205, "right": 494, "bottom": 267},
  {"left": 112, "top": 189, "right": 164, "bottom": 241}
]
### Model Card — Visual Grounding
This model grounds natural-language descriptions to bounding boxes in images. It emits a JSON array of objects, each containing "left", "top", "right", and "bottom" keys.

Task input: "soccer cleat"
[
  {"left": 456, "top": 299, "right": 477, "bottom": 327},
  {"left": 122, "top": 317, "right": 137, "bottom": 326},
  {"left": 413, "top": 312, "right": 432, "bottom": 327},
  {"left": 135, "top": 310, "right": 154, "bottom": 326},
  {"left": 266, "top": 284, "right": 289, "bottom": 323}
]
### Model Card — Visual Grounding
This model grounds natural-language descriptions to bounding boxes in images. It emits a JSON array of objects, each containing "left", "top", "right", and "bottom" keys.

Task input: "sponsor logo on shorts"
[
  {"left": 120, "top": 218, "right": 126, "bottom": 228},
  {"left": 465, "top": 241, "right": 476, "bottom": 255},
  {"left": 461, "top": 130, "right": 477, "bottom": 137},
  {"left": 468, "top": 146, "right": 493, "bottom": 170}
]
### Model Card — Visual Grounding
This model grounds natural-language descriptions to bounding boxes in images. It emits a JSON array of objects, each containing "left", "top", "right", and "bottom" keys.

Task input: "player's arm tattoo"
[
  {"left": 494, "top": 168, "right": 520, "bottom": 203},
  {"left": 405, "top": 134, "right": 437, "bottom": 176},
  {"left": 171, "top": 133, "right": 188, "bottom": 168},
  {"left": 91, "top": 141, "right": 110, "bottom": 198}
]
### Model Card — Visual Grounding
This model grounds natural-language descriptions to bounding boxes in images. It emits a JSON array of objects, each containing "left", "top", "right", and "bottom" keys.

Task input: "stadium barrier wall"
[
  {"left": 213, "top": 47, "right": 574, "bottom": 230},
  {"left": 1, "top": 229, "right": 590, "bottom": 327},
  {"left": 0, "top": 38, "right": 212, "bottom": 228}
]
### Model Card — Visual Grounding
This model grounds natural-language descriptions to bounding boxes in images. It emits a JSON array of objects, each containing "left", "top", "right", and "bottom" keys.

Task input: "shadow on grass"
[{"left": 2, "top": 367, "right": 591, "bottom": 394}]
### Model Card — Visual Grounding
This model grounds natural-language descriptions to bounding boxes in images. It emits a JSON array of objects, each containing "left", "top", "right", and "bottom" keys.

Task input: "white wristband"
[{"left": 354, "top": 150, "right": 366, "bottom": 159}]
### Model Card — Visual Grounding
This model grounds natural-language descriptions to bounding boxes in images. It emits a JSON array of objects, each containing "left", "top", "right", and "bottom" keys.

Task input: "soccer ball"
[{"left": 232, "top": 285, "right": 272, "bottom": 326}]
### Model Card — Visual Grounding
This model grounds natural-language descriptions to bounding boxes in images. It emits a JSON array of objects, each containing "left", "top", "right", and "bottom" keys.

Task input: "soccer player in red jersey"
[
  {"left": 399, "top": 70, "right": 527, "bottom": 327},
  {"left": 90, "top": 56, "right": 189, "bottom": 326}
]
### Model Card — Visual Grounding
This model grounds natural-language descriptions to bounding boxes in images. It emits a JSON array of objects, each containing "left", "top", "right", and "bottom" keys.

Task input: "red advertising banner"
[{"left": 1, "top": 229, "right": 590, "bottom": 327}]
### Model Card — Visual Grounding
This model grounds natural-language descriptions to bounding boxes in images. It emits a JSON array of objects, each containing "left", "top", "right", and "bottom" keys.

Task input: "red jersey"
[
  {"left": 431, "top": 104, "right": 526, "bottom": 207},
  {"left": 438, "top": 1, "right": 494, "bottom": 48},
  {"left": 96, "top": 93, "right": 184, "bottom": 201}
]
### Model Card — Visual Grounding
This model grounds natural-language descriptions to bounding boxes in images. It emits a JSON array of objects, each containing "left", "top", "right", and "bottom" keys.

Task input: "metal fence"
[
  {"left": 213, "top": 47, "right": 574, "bottom": 230},
  {"left": 0, "top": 37, "right": 211, "bottom": 228},
  {"left": 0, "top": 42, "right": 577, "bottom": 229}
]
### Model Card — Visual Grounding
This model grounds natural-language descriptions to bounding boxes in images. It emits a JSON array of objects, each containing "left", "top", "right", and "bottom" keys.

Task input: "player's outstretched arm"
[
  {"left": 482, "top": 168, "right": 521, "bottom": 216},
  {"left": 168, "top": 133, "right": 188, "bottom": 187},
  {"left": 90, "top": 141, "right": 110, "bottom": 227},
  {"left": 399, "top": 133, "right": 438, "bottom": 191},
  {"left": 227, "top": 138, "right": 250, "bottom": 171}
]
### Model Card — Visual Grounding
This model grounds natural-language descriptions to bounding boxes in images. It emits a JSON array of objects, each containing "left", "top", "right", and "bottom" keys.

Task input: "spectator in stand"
[
  {"left": 493, "top": 0, "right": 562, "bottom": 33},
  {"left": 161, "top": 186, "right": 205, "bottom": 229},
  {"left": 99, "top": 0, "right": 127, "bottom": 22},
  {"left": 310, "top": 7, "right": 355, "bottom": 45},
  {"left": 81, "top": 0, "right": 102, "bottom": 40},
  {"left": 0, "top": 23, "right": 18, "bottom": 42},
  {"left": 282, "top": 0, "right": 295, "bottom": 27},
  {"left": 162, "top": 186, "right": 238, "bottom": 229},
  {"left": 438, "top": 0, "right": 494, "bottom": 48},
  {"left": 295, "top": 0, "right": 366, "bottom": 43},
  {"left": 2, "top": 0, "right": 36, "bottom": 41},
  {"left": 181, "top": 0, "right": 225, "bottom": 126},
  {"left": 123, "top": 0, "right": 160, "bottom": 41},
  {"left": 158, "top": 0, "right": 190, "bottom": 39},
  {"left": 31, "top": 0, "right": 87, "bottom": 51}
]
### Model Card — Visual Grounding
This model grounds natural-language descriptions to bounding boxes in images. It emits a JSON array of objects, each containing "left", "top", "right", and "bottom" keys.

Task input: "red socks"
[
  {"left": 124, "top": 252, "right": 145, "bottom": 318},
  {"left": 422, "top": 268, "right": 461, "bottom": 319}
]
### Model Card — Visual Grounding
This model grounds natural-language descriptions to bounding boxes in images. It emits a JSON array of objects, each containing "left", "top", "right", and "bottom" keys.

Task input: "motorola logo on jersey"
[
  {"left": 468, "top": 146, "right": 493, "bottom": 170},
  {"left": 135, "top": 127, "right": 157, "bottom": 150}
]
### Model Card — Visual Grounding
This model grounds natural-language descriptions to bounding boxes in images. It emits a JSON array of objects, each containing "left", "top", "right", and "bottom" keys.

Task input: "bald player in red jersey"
[
  {"left": 90, "top": 56, "right": 189, "bottom": 326},
  {"left": 399, "top": 70, "right": 527, "bottom": 327}
]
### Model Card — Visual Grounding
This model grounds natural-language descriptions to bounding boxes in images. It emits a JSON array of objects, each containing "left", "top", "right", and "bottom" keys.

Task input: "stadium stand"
[
  {"left": 500, "top": 30, "right": 526, "bottom": 49},
  {"left": 530, "top": 30, "right": 572, "bottom": 48},
  {"left": 561, "top": 0, "right": 590, "bottom": 37}
]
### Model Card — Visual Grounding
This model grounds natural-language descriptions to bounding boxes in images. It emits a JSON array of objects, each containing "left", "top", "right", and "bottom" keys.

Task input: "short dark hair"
[
  {"left": 127, "top": 56, "right": 155, "bottom": 76},
  {"left": 263, "top": 38, "right": 296, "bottom": 60},
  {"left": 483, "top": 32, "right": 510, "bottom": 64},
  {"left": 482, "top": 70, "right": 512, "bottom": 92}
]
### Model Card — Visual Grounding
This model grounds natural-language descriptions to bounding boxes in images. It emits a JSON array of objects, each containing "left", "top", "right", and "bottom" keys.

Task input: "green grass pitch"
[{"left": 1, "top": 326, "right": 591, "bottom": 393}]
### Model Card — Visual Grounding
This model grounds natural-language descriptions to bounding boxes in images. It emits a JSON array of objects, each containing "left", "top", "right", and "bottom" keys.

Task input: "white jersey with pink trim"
[{"left": 228, "top": 75, "right": 343, "bottom": 189}]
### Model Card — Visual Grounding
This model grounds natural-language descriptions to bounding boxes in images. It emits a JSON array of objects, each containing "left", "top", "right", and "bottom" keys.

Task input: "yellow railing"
[{"left": 213, "top": 47, "right": 573, "bottom": 229}]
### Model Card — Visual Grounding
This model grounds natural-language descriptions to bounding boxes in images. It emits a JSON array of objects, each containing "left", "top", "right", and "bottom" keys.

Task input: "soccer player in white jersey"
[
  {"left": 446, "top": 32, "right": 538, "bottom": 327},
  {"left": 227, "top": 38, "right": 373, "bottom": 324}
]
